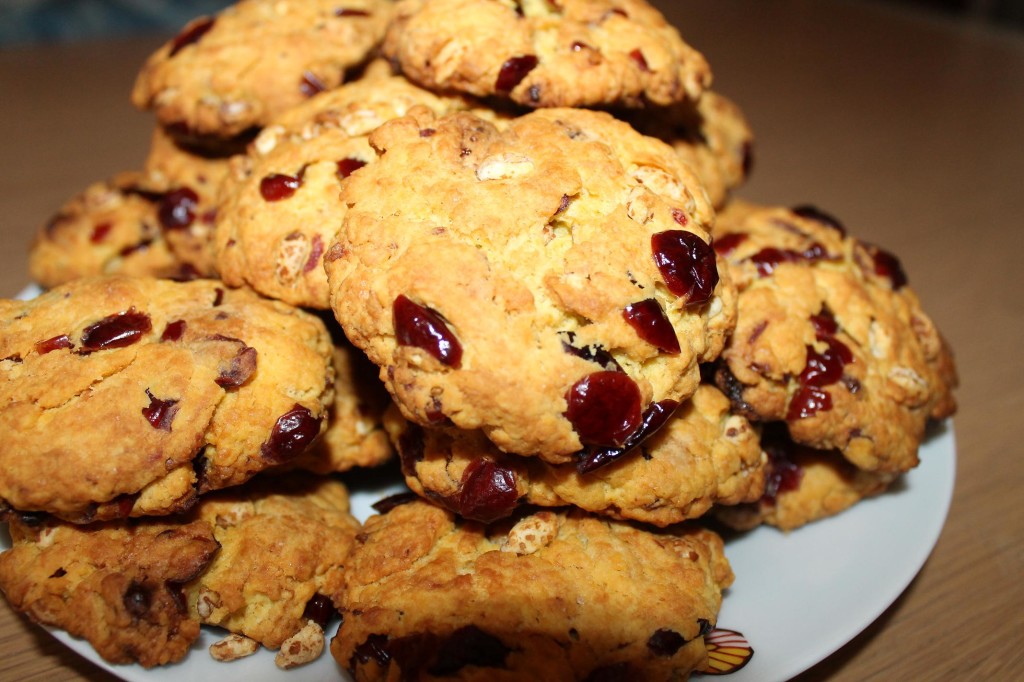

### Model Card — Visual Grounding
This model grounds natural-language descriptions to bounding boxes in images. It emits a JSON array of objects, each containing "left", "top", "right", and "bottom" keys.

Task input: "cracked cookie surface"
[
  {"left": 0, "top": 276, "right": 334, "bottom": 521},
  {"left": 382, "top": 0, "right": 711, "bottom": 108},
  {"left": 331, "top": 498, "right": 732, "bottom": 681},
  {"left": 711, "top": 200, "right": 957, "bottom": 473},
  {"left": 131, "top": 0, "right": 394, "bottom": 139},
  {"left": 325, "top": 106, "right": 734, "bottom": 461}
]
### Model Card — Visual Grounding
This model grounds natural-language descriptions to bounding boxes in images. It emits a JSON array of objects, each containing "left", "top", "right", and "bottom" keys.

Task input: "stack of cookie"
[{"left": 1, "top": 0, "right": 957, "bottom": 679}]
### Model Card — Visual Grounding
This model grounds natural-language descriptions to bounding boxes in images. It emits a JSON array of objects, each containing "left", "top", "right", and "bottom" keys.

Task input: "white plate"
[{"left": 9, "top": 287, "right": 956, "bottom": 681}]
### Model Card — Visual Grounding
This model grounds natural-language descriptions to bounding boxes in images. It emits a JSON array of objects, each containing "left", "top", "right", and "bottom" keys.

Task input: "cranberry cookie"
[
  {"left": 712, "top": 200, "right": 957, "bottom": 473},
  {"left": 715, "top": 424, "right": 895, "bottom": 532},
  {"left": 331, "top": 498, "right": 732, "bottom": 680},
  {"left": 28, "top": 172, "right": 187, "bottom": 288},
  {"left": 390, "top": 385, "right": 765, "bottom": 526},
  {"left": 326, "top": 107, "right": 734, "bottom": 461},
  {"left": 131, "top": 0, "right": 394, "bottom": 139},
  {"left": 216, "top": 69, "right": 498, "bottom": 308},
  {"left": 382, "top": 0, "right": 711, "bottom": 108},
  {"left": 0, "top": 276, "right": 334, "bottom": 522}
]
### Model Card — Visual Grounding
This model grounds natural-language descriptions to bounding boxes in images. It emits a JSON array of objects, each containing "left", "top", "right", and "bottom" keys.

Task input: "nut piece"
[
  {"left": 502, "top": 511, "right": 559, "bottom": 556},
  {"left": 274, "top": 620, "right": 325, "bottom": 669},
  {"left": 209, "top": 633, "right": 260, "bottom": 662}
]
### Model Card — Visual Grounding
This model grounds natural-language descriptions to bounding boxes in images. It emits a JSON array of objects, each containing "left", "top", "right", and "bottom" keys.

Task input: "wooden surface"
[{"left": 0, "top": 1, "right": 1022, "bottom": 679}]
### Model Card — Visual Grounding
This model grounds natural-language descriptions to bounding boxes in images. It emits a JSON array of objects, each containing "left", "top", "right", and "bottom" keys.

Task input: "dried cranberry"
[
  {"left": 142, "top": 389, "right": 179, "bottom": 431},
  {"left": 260, "top": 404, "right": 321, "bottom": 462},
  {"left": 809, "top": 310, "right": 838, "bottom": 337},
  {"left": 647, "top": 628, "right": 686, "bottom": 656},
  {"left": 90, "top": 221, "right": 113, "bottom": 243},
  {"left": 559, "top": 332, "right": 622, "bottom": 372},
  {"left": 495, "top": 55, "right": 538, "bottom": 92},
  {"left": 302, "top": 592, "right": 337, "bottom": 627},
  {"left": 371, "top": 492, "right": 420, "bottom": 514},
  {"left": 576, "top": 399, "right": 678, "bottom": 474},
  {"left": 123, "top": 581, "right": 152, "bottom": 618},
  {"left": 457, "top": 459, "right": 519, "bottom": 523},
  {"left": 748, "top": 243, "right": 827, "bottom": 276},
  {"left": 169, "top": 17, "right": 215, "bottom": 57},
  {"left": 80, "top": 309, "right": 152, "bottom": 351},
  {"left": 161, "top": 320, "right": 187, "bottom": 342},
  {"left": 337, "top": 157, "right": 367, "bottom": 179},
  {"left": 565, "top": 371, "right": 642, "bottom": 447},
  {"left": 35, "top": 334, "right": 72, "bottom": 354},
  {"left": 870, "top": 245, "right": 908, "bottom": 290},
  {"left": 158, "top": 187, "right": 199, "bottom": 230},
  {"left": 259, "top": 173, "right": 302, "bottom": 201},
  {"left": 712, "top": 232, "right": 748, "bottom": 256},
  {"left": 430, "top": 626, "right": 510, "bottom": 675},
  {"left": 761, "top": 426, "right": 806, "bottom": 503},
  {"left": 786, "top": 385, "right": 832, "bottom": 420},
  {"left": 299, "top": 71, "right": 326, "bottom": 97},
  {"left": 335, "top": 7, "right": 370, "bottom": 16},
  {"left": 629, "top": 49, "right": 651, "bottom": 72},
  {"left": 212, "top": 288, "right": 224, "bottom": 306},
  {"left": 303, "top": 234, "right": 324, "bottom": 273},
  {"left": 351, "top": 634, "right": 390, "bottom": 669},
  {"left": 393, "top": 295, "right": 462, "bottom": 368},
  {"left": 671, "top": 208, "right": 688, "bottom": 226},
  {"left": 651, "top": 231, "right": 719, "bottom": 306},
  {"left": 622, "top": 299, "right": 680, "bottom": 354},
  {"left": 799, "top": 337, "right": 853, "bottom": 387},
  {"left": 792, "top": 204, "right": 846, "bottom": 236},
  {"left": 215, "top": 344, "right": 257, "bottom": 388}
]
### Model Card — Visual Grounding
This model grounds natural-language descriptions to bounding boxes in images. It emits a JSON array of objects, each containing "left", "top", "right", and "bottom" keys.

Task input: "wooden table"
[{"left": 0, "top": 1, "right": 1021, "bottom": 679}]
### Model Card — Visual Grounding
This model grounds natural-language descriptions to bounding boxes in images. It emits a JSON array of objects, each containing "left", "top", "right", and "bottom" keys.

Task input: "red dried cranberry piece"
[
  {"left": 870, "top": 245, "right": 908, "bottom": 290},
  {"left": 90, "top": 221, "right": 113, "bottom": 243},
  {"left": 302, "top": 234, "right": 325, "bottom": 273},
  {"left": 430, "top": 626, "right": 510, "bottom": 675},
  {"left": 792, "top": 204, "right": 846, "bottom": 236},
  {"left": 142, "top": 389, "right": 180, "bottom": 431},
  {"left": 299, "top": 71, "right": 326, "bottom": 97},
  {"left": 651, "top": 230, "right": 719, "bottom": 306},
  {"left": 761, "top": 426, "right": 806, "bottom": 503},
  {"left": 169, "top": 17, "right": 215, "bottom": 57},
  {"left": 35, "top": 334, "right": 72, "bottom": 355},
  {"left": 799, "top": 336, "right": 853, "bottom": 387},
  {"left": 712, "top": 232, "right": 748, "bottom": 256},
  {"left": 351, "top": 634, "right": 390, "bottom": 670},
  {"left": 786, "top": 385, "right": 832, "bottom": 420},
  {"left": 393, "top": 295, "right": 462, "bottom": 368},
  {"left": 576, "top": 399, "right": 678, "bottom": 474},
  {"left": 336, "top": 157, "right": 367, "bottom": 179},
  {"left": 670, "top": 208, "right": 688, "bottom": 226},
  {"left": 81, "top": 308, "right": 152, "bottom": 351},
  {"left": 748, "top": 243, "right": 827, "bottom": 277},
  {"left": 647, "top": 628, "right": 686, "bottom": 656},
  {"left": 302, "top": 592, "right": 337, "bottom": 627},
  {"left": 371, "top": 492, "right": 420, "bottom": 514},
  {"left": 215, "top": 344, "right": 257, "bottom": 388},
  {"left": 559, "top": 332, "right": 622, "bottom": 372},
  {"left": 335, "top": 7, "right": 370, "bottom": 16},
  {"left": 259, "top": 173, "right": 302, "bottom": 201},
  {"left": 457, "top": 459, "right": 519, "bottom": 523},
  {"left": 260, "top": 404, "right": 321, "bottom": 462},
  {"left": 161, "top": 320, "right": 187, "bottom": 342},
  {"left": 158, "top": 187, "right": 199, "bottom": 230},
  {"left": 622, "top": 299, "right": 680, "bottom": 354},
  {"left": 809, "top": 310, "right": 838, "bottom": 337},
  {"left": 123, "top": 581, "right": 152, "bottom": 618},
  {"left": 495, "top": 55, "right": 538, "bottom": 92},
  {"left": 629, "top": 49, "right": 651, "bottom": 72},
  {"left": 565, "top": 371, "right": 642, "bottom": 447}
]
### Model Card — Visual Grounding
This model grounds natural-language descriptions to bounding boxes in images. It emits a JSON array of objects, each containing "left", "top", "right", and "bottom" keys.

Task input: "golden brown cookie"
[
  {"left": 711, "top": 200, "right": 957, "bottom": 473},
  {"left": 331, "top": 499, "right": 732, "bottom": 681},
  {"left": 131, "top": 0, "right": 394, "bottom": 139},
  {"left": 382, "top": 0, "right": 711, "bottom": 108},
  {"left": 0, "top": 276, "right": 334, "bottom": 522},
  {"left": 215, "top": 69, "right": 499, "bottom": 308},
  {"left": 28, "top": 172, "right": 188, "bottom": 288},
  {"left": 715, "top": 424, "right": 895, "bottom": 532},
  {"left": 325, "top": 106, "right": 734, "bottom": 462},
  {"left": 391, "top": 385, "right": 766, "bottom": 526}
]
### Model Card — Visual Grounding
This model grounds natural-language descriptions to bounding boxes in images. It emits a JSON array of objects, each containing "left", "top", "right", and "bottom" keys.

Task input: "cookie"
[
  {"left": 0, "top": 275, "right": 334, "bottom": 522},
  {"left": 711, "top": 200, "right": 958, "bottom": 473},
  {"left": 131, "top": 0, "right": 394, "bottom": 139},
  {"left": 331, "top": 498, "right": 732, "bottom": 681},
  {"left": 715, "top": 424, "right": 895, "bottom": 532},
  {"left": 623, "top": 90, "right": 754, "bottom": 209},
  {"left": 215, "top": 68, "right": 499, "bottom": 308},
  {"left": 187, "top": 473, "right": 360, "bottom": 660},
  {"left": 391, "top": 384, "right": 766, "bottom": 526},
  {"left": 28, "top": 172, "right": 188, "bottom": 288},
  {"left": 141, "top": 126, "right": 233, "bottom": 276},
  {"left": 0, "top": 473, "right": 360, "bottom": 669},
  {"left": 0, "top": 512, "right": 219, "bottom": 667},
  {"left": 382, "top": 0, "right": 711, "bottom": 108},
  {"left": 325, "top": 106, "right": 734, "bottom": 461}
]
